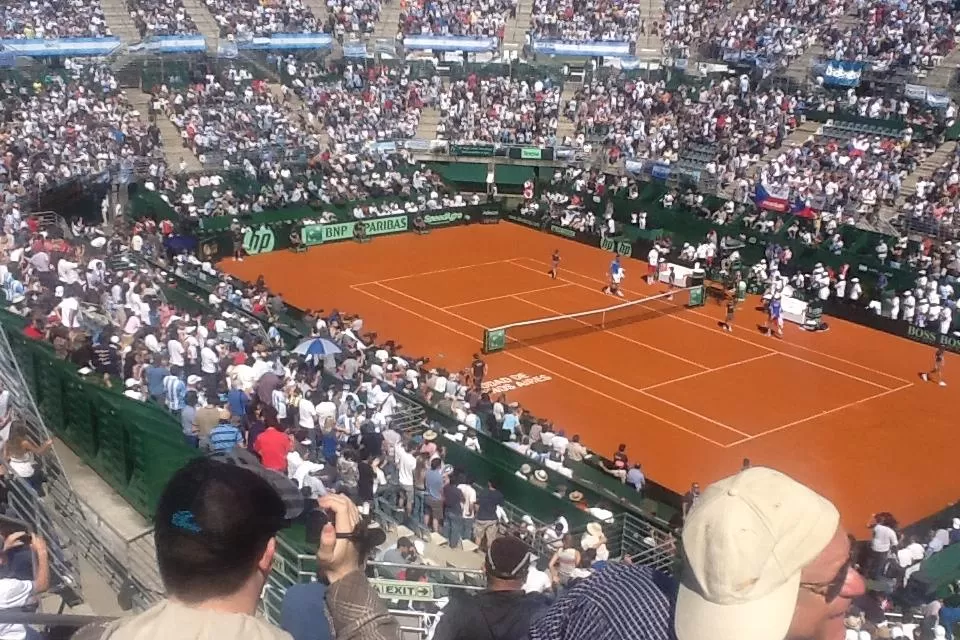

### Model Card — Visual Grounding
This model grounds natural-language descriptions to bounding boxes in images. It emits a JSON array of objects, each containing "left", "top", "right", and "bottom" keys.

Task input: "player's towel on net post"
[{"left": 484, "top": 286, "right": 699, "bottom": 351}]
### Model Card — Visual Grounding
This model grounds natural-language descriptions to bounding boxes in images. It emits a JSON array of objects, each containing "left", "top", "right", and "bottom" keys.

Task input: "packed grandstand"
[{"left": 0, "top": 0, "right": 958, "bottom": 639}]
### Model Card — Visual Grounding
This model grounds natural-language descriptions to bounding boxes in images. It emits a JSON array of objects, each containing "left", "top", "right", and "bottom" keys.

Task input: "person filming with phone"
[{"left": 0, "top": 531, "right": 50, "bottom": 640}]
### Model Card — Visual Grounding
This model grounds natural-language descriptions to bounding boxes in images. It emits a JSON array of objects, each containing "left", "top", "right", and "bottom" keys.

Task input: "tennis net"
[{"left": 482, "top": 285, "right": 706, "bottom": 353}]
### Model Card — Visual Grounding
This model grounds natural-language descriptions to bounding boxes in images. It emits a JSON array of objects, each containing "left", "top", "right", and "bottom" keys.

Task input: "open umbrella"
[{"left": 292, "top": 337, "right": 342, "bottom": 358}]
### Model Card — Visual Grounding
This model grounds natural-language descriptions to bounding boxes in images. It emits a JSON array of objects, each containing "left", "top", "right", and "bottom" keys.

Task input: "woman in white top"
[
  {"left": 4, "top": 424, "right": 53, "bottom": 496},
  {"left": 549, "top": 534, "right": 581, "bottom": 587}
]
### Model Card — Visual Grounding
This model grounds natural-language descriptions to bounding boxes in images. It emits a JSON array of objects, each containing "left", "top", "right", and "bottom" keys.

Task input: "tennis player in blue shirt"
[{"left": 602, "top": 255, "right": 625, "bottom": 297}]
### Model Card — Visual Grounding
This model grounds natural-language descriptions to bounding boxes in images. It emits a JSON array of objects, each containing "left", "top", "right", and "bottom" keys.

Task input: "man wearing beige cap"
[{"left": 676, "top": 467, "right": 866, "bottom": 640}]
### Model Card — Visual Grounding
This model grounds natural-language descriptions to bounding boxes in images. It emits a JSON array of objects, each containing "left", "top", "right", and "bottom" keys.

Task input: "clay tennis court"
[{"left": 220, "top": 222, "right": 957, "bottom": 533}]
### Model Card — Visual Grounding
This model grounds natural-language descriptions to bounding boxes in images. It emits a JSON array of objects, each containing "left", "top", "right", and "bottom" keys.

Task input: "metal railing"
[{"left": 0, "top": 323, "right": 164, "bottom": 612}]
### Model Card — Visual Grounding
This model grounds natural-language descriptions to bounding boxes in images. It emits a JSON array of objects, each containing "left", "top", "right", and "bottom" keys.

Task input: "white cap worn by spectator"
[{"left": 676, "top": 467, "right": 865, "bottom": 640}]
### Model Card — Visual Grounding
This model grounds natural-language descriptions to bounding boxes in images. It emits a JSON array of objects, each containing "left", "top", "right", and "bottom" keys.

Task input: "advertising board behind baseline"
[{"left": 300, "top": 206, "right": 502, "bottom": 246}]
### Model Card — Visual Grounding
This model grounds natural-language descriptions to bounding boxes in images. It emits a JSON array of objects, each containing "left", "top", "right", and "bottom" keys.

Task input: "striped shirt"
[
  {"left": 208, "top": 423, "right": 243, "bottom": 452},
  {"left": 271, "top": 388, "right": 287, "bottom": 420},
  {"left": 529, "top": 563, "right": 675, "bottom": 640},
  {"left": 164, "top": 375, "right": 186, "bottom": 412}
]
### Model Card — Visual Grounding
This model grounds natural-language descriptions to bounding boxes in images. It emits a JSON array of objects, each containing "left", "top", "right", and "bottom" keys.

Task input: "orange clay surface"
[{"left": 220, "top": 222, "right": 957, "bottom": 534}]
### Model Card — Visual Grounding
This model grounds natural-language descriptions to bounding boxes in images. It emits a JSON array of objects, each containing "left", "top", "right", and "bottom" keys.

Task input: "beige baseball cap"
[{"left": 676, "top": 467, "right": 840, "bottom": 640}]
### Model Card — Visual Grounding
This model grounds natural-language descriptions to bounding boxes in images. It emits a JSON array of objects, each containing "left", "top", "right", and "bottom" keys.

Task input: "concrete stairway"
[
  {"left": 557, "top": 83, "right": 579, "bottom": 141},
  {"left": 635, "top": 0, "right": 663, "bottom": 60},
  {"left": 100, "top": 0, "right": 141, "bottom": 44},
  {"left": 301, "top": 0, "right": 330, "bottom": 27},
  {"left": 180, "top": 0, "right": 222, "bottom": 53},
  {"left": 925, "top": 46, "right": 960, "bottom": 90},
  {"left": 783, "top": 43, "right": 823, "bottom": 82},
  {"left": 267, "top": 82, "right": 331, "bottom": 148},
  {"left": 126, "top": 88, "right": 203, "bottom": 171},
  {"left": 373, "top": 1, "right": 402, "bottom": 40},
  {"left": 504, "top": 0, "right": 532, "bottom": 51},
  {"left": 388, "top": 525, "right": 485, "bottom": 571},
  {"left": 416, "top": 106, "right": 442, "bottom": 140}
]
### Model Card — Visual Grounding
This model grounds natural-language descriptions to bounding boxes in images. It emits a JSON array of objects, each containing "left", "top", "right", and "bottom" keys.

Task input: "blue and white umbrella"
[{"left": 292, "top": 337, "right": 342, "bottom": 358}]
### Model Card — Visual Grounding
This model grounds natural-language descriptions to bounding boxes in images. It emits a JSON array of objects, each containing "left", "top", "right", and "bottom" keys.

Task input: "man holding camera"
[
  {"left": 74, "top": 452, "right": 398, "bottom": 640},
  {"left": 0, "top": 532, "right": 50, "bottom": 640}
]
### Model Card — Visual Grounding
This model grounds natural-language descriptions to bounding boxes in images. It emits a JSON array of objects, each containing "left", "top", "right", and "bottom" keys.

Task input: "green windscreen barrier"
[
  {"left": 494, "top": 164, "right": 534, "bottom": 185},
  {"left": 431, "top": 162, "right": 488, "bottom": 183}
]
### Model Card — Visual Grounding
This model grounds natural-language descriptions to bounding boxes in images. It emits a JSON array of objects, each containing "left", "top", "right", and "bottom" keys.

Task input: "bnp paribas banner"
[{"left": 301, "top": 215, "right": 409, "bottom": 246}]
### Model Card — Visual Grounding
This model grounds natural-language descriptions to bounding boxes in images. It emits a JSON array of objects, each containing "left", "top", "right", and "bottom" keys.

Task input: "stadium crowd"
[
  {"left": 327, "top": 0, "right": 382, "bottom": 36},
  {"left": 398, "top": 0, "right": 515, "bottom": 39},
  {"left": 129, "top": 0, "right": 199, "bottom": 37},
  {"left": 529, "top": 0, "right": 643, "bottom": 43},
  {"left": 152, "top": 66, "right": 319, "bottom": 167},
  {"left": 567, "top": 74, "right": 794, "bottom": 169},
  {"left": 820, "top": 1, "right": 957, "bottom": 73},
  {"left": 895, "top": 143, "right": 960, "bottom": 241},
  {"left": 204, "top": 0, "right": 325, "bottom": 37},
  {"left": 437, "top": 75, "right": 562, "bottom": 145},
  {"left": 0, "top": 0, "right": 112, "bottom": 38},
  {"left": 145, "top": 149, "right": 460, "bottom": 222},
  {"left": 287, "top": 61, "right": 438, "bottom": 145},
  {"left": 0, "top": 62, "right": 161, "bottom": 208},
  {"left": 1, "top": 5, "right": 960, "bottom": 635}
]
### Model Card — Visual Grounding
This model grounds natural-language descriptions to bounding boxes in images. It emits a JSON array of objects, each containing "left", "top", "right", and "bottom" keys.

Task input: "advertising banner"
[
  {"left": 479, "top": 208, "right": 501, "bottom": 224},
  {"left": 130, "top": 35, "right": 207, "bottom": 53},
  {"left": 531, "top": 39, "right": 630, "bottom": 57},
  {"left": 402, "top": 35, "right": 498, "bottom": 52},
  {"left": 599, "top": 237, "right": 634, "bottom": 258},
  {"left": 242, "top": 225, "right": 278, "bottom": 255},
  {"left": 423, "top": 211, "right": 465, "bottom": 227},
  {"left": 302, "top": 215, "right": 408, "bottom": 246},
  {"left": 506, "top": 213, "right": 542, "bottom": 229},
  {"left": 0, "top": 37, "right": 121, "bottom": 56},
  {"left": 450, "top": 144, "right": 495, "bottom": 157},
  {"left": 549, "top": 224, "right": 577, "bottom": 239},
  {"left": 237, "top": 33, "right": 333, "bottom": 50}
]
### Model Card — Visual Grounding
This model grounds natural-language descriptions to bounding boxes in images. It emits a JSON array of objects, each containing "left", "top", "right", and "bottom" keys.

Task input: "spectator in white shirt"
[
  {"left": 298, "top": 391, "right": 317, "bottom": 432},
  {"left": 867, "top": 513, "right": 899, "bottom": 579},
  {"left": 168, "top": 336, "right": 186, "bottom": 374}
]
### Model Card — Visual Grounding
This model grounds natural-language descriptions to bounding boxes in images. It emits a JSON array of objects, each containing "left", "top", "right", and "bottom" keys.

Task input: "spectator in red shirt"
[
  {"left": 22, "top": 317, "right": 44, "bottom": 340},
  {"left": 253, "top": 423, "right": 292, "bottom": 473}
]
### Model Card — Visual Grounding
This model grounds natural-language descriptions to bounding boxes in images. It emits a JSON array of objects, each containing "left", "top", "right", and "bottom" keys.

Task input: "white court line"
[
  {"left": 517, "top": 298, "right": 743, "bottom": 434},
  {"left": 352, "top": 258, "right": 515, "bottom": 287},
  {"left": 725, "top": 382, "right": 914, "bottom": 448},
  {"left": 641, "top": 353, "right": 778, "bottom": 392},
  {"left": 510, "top": 294, "right": 711, "bottom": 370},
  {"left": 444, "top": 284, "right": 573, "bottom": 308},
  {"left": 350, "top": 282, "right": 736, "bottom": 448},
  {"left": 370, "top": 280, "right": 750, "bottom": 440},
  {"left": 509, "top": 257, "right": 903, "bottom": 391}
]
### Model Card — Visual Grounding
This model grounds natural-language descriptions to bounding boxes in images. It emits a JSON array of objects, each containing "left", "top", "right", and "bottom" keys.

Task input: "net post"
[{"left": 601, "top": 310, "right": 606, "bottom": 329}]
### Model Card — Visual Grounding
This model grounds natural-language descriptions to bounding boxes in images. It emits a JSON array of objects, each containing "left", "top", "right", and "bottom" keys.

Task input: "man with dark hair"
[
  {"left": 74, "top": 456, "right": 292, "bottom": 640},
  {"left": 75, "top": 455, "right": 398, "bottom": 640},
  {"left": 432, "top": 536, "right": 550, "bottom": 640}
]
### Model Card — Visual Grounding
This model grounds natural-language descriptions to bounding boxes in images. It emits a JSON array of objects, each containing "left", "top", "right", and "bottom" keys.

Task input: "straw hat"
[
  {"left": 423, "top": 430, "right": 438, "bottom": 441},
  {"left": 533, "top": 469, "right": 548, "bottom": 482},
  {"left": 520, "top": 464, "right": 532, "bottom": 475},
  {"left": 586, "top": 522, "right": 604, "bottom": 538},
  {"left": 569, "top": 491, "right": 584, "bottom": 503}
]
